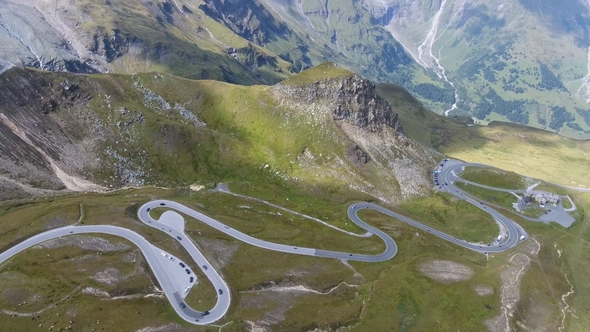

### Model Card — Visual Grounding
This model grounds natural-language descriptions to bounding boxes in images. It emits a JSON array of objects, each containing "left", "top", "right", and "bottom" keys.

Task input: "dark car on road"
[
  {"left": 160, "top": 203, "right": 165, "bottom": 206},
  {"left": 202, "top": 311, "right": 210, "bottom": 316},
  {"left": 176, "top": 236, "right": 182, "bottom": 241},
  {"left": 202, "top": 265, "right": 208, "bottom": 270},
  {"left": 218, "top": 289, "right": 223, "bottom": 295},
  {"left": 190, "top": 277, "right": 194, "bottom": 283},
  {"left": 179, "top": 262, "right": 185, "bottom": 268},
  {"left": 185, "top": 269, "right": 190, "bottom": 274},
  {"left": 180, "top": 303, "right": 186, "bottom": 308}
]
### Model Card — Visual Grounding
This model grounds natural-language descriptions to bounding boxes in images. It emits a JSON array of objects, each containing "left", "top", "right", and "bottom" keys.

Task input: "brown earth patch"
[{"left": 418, "top": 260, "right": 474, "bottom": 284}]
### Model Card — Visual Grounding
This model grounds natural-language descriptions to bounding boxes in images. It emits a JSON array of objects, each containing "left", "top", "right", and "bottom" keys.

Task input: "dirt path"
[{"left": 485, "top": 239, "right": 540, "bottom": 332}]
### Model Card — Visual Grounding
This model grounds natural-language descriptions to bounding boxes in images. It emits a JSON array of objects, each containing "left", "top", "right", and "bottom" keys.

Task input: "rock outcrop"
[
  {"left": 271, "top": 64, "right": 439, "bottom": 202},
  {"left": 272, "top": 70, "right": 405, "bottom": 134},
  {"left": 0, "top": 63, "right": 438, "bottom": 203}
]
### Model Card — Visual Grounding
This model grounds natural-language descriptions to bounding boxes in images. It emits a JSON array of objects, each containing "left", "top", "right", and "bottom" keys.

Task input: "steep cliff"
[{"left": 273, "top": 69, "right": 405, "bottom": 134}]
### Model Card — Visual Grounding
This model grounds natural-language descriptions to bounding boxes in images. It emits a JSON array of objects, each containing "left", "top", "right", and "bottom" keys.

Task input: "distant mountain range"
[{"left": 1, "top": 0, "right": 590, "bottom": 138}]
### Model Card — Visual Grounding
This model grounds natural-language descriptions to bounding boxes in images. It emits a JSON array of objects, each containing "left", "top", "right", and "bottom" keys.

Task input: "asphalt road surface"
[
  {"left": 0, "top": 225, "right": 225, "bottom": 324},
  {"left": 0, "top": 159, "right": 530, "bottom": 325},
  {"left": 437, "top": 160, "right": 527, "bottom": 249},
  {"left": 441, "top": 161, "right": 578, "bottom": 227}
]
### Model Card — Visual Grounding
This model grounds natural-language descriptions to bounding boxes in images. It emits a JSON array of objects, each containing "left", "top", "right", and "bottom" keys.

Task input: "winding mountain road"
[{"left": 0, "top": 159, "right": 530, "bottom": 325}]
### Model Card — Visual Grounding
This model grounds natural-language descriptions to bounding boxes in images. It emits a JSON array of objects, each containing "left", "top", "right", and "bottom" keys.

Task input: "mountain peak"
[
  {"left": 273, "top": 64, "right": 403, "bottom": 134},
  {"left": 279, "top": 62, "right": 355, "bottom": 87}
]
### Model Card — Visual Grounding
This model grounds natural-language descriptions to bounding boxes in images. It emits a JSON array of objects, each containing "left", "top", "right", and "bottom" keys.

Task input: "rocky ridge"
[
  {"left": 273, "top": 74, "right": 405, "bottom": 134},
  {"left": 271, "top": 65, "right": 439, "bottom": 201},
  {"left": 0, "top": 64, "right": 438, "bottom": 203}
]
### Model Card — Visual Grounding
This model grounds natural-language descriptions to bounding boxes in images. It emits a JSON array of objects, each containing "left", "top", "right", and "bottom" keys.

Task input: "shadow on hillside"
[{"left": 89, "top": 2, "right": 288, "bottom": 86}]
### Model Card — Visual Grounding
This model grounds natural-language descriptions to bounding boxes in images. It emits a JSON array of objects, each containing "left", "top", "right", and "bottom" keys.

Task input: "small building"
[
  {"left": 536, "top": 192, "right": 559, "bottom": 204},
  {"left": 522, "top": 196, "right": 533, "bottom": 205},
  {"left": 525, "top": 190, "right": 559, "bottom": 205}
]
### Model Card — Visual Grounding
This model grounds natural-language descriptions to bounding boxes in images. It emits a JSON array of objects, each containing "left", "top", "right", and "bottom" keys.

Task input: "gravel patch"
[
  {"left": 484, "top": 253, "right": 531, "bottom": 332},
  {"left": 121, "top": 251, "right": 138, "bottom": 263},
  {"left": 189, "top": 184, "right": 204, "bottom": 192},
  {"left": 91, "top": 268, "right": 122, "bottom": 285},
  {"left": 135, "top": 323, "right": 192, "bottom": 332},
  {"left": 418, "top": 260, "right": 474, "bottom": 284},
  {"left": 474, "top": 285, "right": 494, "bottom": 296},
  {"left": 81, "top": 287, "right": 109, "bottom": 298}
]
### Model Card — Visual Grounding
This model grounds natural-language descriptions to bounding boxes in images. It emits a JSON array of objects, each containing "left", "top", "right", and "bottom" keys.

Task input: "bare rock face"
[
  {"left": 332, "top": 75, "right": 405, "bottom": 133},
  {"left": 272, "top": 73, "right": 405, "bottom": 134}
]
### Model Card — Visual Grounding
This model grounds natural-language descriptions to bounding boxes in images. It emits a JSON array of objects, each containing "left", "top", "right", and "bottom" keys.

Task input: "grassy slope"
[
  {"left": 2, "top": 183, "right": 586, "bottom": 331},
  {"left": 0, "top": 186, "right": 499, "bottom": 331},
  {"left": 397, "top": 193, "right": 498, "bottom": 243},
  {"left": 378, "top": 80, "right": 590, "bottom": 331},
  {"left": 73, "top": 0, "right": 293, "bottom": 85},
  {"left": 560, "top": 193, "right": 590, "bottom": 331},
  {"left": 455, "top": 182, "right": 518, "bottom": 210},
  {"left": 0, "top": 64, "right": 587, "bottom": 330},
  {"left": 27, "top": 65, "right": 367, "bottom": 195},
  {"left": 377, "top": 83, "right": 590, "bottom": 188},
  {"left": 279, "top": 62, "right": 355, "bottom": 86},
  {"left": 460, "top": 167, "right": 526, "bottom": 190}
]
